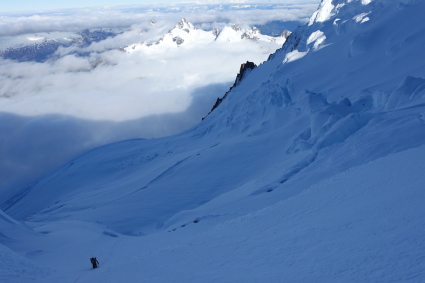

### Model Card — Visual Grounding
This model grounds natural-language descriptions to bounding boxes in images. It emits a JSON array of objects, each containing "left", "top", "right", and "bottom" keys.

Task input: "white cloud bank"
[
  {"left": 0, "top": 3, "right": 318, "bottom": 36},
  {"left": 0, "top": 39, "right": 280, "bottom": 120},
  {"left": 0, "top": 2, "right": 319, "bottom": 200}
]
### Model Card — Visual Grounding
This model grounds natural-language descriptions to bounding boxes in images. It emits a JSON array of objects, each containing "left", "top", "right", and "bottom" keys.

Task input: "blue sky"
[
  {"left": 1, "top": 0, "right": 172, "bottom": 12},
  {"left": 1, "top": 0, "right": 319, "bottom": 12}
]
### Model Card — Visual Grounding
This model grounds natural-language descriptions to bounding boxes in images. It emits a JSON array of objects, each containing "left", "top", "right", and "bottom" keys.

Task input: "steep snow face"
[
  {"left": 309, "top": 0, "right": 337, "bottom": 24},
  {"left": 308, "top": 0, "right": 421, "bottom": 26}
]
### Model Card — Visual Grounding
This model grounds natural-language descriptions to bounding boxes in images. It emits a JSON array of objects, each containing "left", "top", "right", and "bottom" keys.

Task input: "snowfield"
[{"left": 2, "top": 0, "right": 425, "bottom": 282}]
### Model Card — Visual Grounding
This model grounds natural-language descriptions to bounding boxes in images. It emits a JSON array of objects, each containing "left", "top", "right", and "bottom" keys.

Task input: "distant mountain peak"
[
  {"left": 279, "top": 30, "right": 291, "bottom": 39},
  {"left": 231, "top": 24, "right": 242, "bottom": 32},
  {"left": 212, "top": 28, "right": 220, "bottom": 38},
  {"left": 176, "top": 18, "right": 195, "bottom": 32},
  {"left": 0, "top": 38, "right": 60, "bottom": 62},
  {"left": 241, "top": 27, "right": 261, "bottom": 41}
]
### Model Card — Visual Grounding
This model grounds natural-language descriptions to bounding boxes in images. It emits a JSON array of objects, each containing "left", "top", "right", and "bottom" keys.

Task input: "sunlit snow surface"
[{"left": 2, "top": 0, "right": 425, "bottom": 282}]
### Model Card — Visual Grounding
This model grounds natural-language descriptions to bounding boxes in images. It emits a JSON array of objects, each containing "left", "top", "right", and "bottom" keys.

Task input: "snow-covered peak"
[
  {"left": 125, "top": 20, "right": 289, "bottom": 52},
  {"left": 231, "top": 24, "right": 242, "bottom": 32},
  {"left": 211, "top": 28, "right": 220, "bottom": 38},
  {"left": 216, "top": 24, "right": 287, "bottom": 44},
  {"left": 175, "top": 18, "right": 195, "bottom": 32},
  {"left": 308, "top": 0, "right": 338, "bottom": 25},
  {"left": 0, "top": 36, "right": 61, "bottom": 62},
  {"left": 308, "top": 0, "right": 377, "bottom": 26},
  {"left": 241, "top": 27, "right": 261, "bottom": 41},
  {"left": 279, "top": 30, "right": 291, "bottom": 39},
  {"left": 0, "top": 34, "right": 61, "bottom": 52}
]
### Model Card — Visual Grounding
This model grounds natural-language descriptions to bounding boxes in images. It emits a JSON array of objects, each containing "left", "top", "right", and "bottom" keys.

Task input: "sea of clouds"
[{"left": 0, "top": 1, "right": 319, "bottom": 201}]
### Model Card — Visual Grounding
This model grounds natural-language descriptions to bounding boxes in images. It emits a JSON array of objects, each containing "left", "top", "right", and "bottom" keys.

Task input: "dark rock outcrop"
[
  {"left": 173, "top": 36, "right": 185, "bottom": 45},
  {"left": 279, "top": 30, "right": 291, "bottom": 39},
  {"left": 203, "top": 61, "right": 257, "bottom": 119},
  {"left": 80, "top": 29, "right": 117, "bottom": 44},
  {"left": 212, "top": 28, "right": 220, "bottom": 38}
]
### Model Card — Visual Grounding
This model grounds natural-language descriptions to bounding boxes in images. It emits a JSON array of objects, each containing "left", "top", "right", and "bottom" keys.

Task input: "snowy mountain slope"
[
  {"left": 5, "top": 0, "right": 425, "bottom": 234},
  {"left": 0, "top": 32, "right": 78, "bottom": 51},
  {"left": 0, "top": 36, "right": 62, "bottom": 62},
  {"left": 2, "top": 0, "right": 425, "bottom": 281},
  {"left": 62, "top": 145, "right": 425, "bottom": 282},
  {"left": 125, "top": 18, "right": 290, "bottom": 53},
  {"left": 0, "top": 209, "right": 50, "bottom": 282},
  {"left": 4, "top": 143, "right": 425, "bottom": 283},
  {"left": 0, "top": 242, "right": 49, "bottom": 283},
  {"left": 0, "top": 209, "right": 34, "bottom": 242}
]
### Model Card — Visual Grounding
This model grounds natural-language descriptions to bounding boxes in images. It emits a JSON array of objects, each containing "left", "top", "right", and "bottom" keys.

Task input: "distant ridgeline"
[
  {"left": 0, "top": 19, "right": 292, "bottom": 63},
  {"left": 124, "top": 18, "right": 290, "bottom": 51},
  {"left": 0, "top": 29, "right": 121, "bottom": 62}
]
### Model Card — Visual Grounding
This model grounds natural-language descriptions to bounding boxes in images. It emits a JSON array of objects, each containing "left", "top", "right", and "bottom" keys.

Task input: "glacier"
[{"left": 1, "top": 0, "right": 425, "bottom": 282}]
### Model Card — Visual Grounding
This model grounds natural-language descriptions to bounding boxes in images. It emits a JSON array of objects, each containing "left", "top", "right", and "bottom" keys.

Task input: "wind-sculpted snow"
[
  {"left": 2, "top": 0, "right": 425, "bottom": 281},
  {"left": 386, "top": 76, "right": 425, "bottom": 110}
]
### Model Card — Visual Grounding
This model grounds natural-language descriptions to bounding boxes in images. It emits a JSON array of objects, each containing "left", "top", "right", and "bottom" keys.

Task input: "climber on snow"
[{"left": 90, "top": 257, "right": 99, "bottom": 269}]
